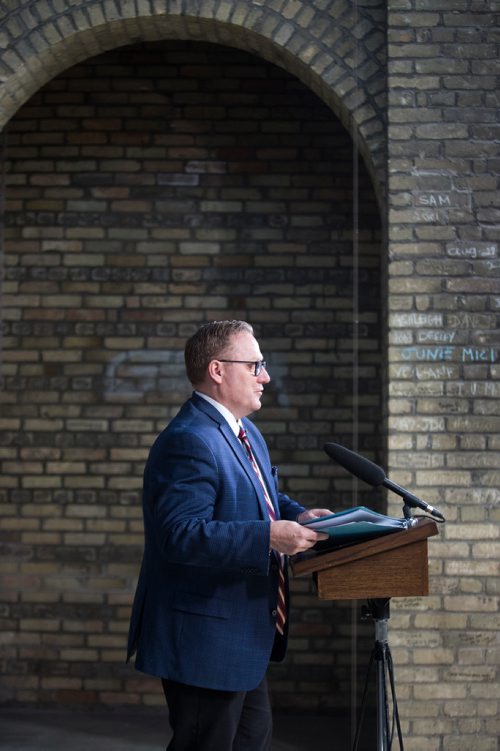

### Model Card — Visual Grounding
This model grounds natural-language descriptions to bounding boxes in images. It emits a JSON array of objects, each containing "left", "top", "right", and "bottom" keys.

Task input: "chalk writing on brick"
[
  {"left": 415, "top": 192, "right": 470, "bottom": 209},
  {"left": 391, "top": 313, "right": 443, "bottom": 327},
  {"left": 416, "top": 365, "right": 456, "bottom": 379},
  {"left": 417, "top": 330, "right": 456, "bottom": 344},
  {"left": 450, "top": 381, "right": 500, "bottom": 397},
  {"left": 401, "top": 347, "right": 496, "bottom": 363},
  {"left": 446, "top": 242, "right": 497, "bottom": 259}
]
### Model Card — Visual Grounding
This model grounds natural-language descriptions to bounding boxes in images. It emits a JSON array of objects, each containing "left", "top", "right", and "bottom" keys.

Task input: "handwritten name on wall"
[{"left": 400, "top": 347, "right": 496, "bottom": 363}]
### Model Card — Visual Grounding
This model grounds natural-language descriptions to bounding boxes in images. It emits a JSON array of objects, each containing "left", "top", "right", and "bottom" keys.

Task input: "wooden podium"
[
  {"left": 291, "top": 517, "right": 440, "bottom": 751},
  {"left": 291, "top": 517, "right": 439, "bottom": 599}
]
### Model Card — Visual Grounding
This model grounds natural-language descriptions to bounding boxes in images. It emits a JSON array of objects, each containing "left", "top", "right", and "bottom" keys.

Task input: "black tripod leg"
[
  {"left": 352, "top": 651, "right": 375, "bottom": 751},
  {"left": 375, "top": 640, "right": 391, "bottom": 750},
  {"left": 387, "top": 648, "right": 404, "bottom": 750},
  {"left": 357, "top": 599, "right": 404, "bottom": 751}
]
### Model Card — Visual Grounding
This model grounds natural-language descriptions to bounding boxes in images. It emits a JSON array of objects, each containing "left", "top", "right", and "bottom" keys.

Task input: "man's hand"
[
  {"left": 269, "top": 520, "right": 327, "bottom": 555},
  {"left": 296, "top": 508, "right": 334, "bottom": 524}
]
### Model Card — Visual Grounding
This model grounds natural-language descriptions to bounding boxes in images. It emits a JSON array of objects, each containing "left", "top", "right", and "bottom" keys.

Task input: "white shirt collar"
[{"left": 195, "top": 391, "right": 241, "bottom": 437}]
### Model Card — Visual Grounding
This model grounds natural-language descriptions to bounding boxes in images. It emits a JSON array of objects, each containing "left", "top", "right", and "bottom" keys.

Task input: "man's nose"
[{"left": 259, "top": 366, "right": 271, "bottom": 383}]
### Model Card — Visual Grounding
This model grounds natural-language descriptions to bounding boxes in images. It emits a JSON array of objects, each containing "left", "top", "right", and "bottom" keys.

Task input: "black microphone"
[{"left": 324, "top": 442, "right": 446, "bottom": 522}]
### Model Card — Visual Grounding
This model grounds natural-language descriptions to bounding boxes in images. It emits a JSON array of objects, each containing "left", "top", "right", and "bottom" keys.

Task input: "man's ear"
[{"left": 207, "top": 359, "right": 224, "bottom": 383}]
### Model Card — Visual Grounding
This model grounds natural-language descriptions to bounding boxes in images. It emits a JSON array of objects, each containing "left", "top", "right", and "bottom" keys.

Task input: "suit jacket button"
[{"left": 271, "top": 609, "right": 277, "bottom": 617}]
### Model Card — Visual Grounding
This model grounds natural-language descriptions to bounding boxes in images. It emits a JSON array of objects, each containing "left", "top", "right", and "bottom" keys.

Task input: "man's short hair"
[{"left": 185, "top": 320, "right": 254, "bottom": 386}]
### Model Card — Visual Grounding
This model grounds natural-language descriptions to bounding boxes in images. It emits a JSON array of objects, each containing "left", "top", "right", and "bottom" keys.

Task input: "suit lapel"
[
  {"left": 191, "top": 394, "right": 269, "bottom": 520},
  {"left": 242, "top": 421, "right": 280, "bottom": 519},
  {"left": 220, "top": 421, "right": 271, "bottom": 521}
]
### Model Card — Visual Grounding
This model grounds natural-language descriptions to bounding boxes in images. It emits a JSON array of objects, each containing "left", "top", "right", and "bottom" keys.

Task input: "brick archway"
[
  {"left": 1, "top": 33, "right": 383, "bottom": 713},
  {"left": 0, "top": 1, "right": 386, "bottom": 205},
  {"left": 0, "top": 0, "right": 386, "bottom": 724}
]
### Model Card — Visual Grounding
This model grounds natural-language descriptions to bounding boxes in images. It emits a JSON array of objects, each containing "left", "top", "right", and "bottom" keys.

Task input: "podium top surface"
[{"left": 291, "top": 516, "right": 439, "bottom": 577}]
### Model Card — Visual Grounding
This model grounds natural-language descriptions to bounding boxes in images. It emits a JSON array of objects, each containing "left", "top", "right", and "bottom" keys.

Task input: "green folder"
[{"left": 301, "top": 505, "right": 409, "bottom": 543}]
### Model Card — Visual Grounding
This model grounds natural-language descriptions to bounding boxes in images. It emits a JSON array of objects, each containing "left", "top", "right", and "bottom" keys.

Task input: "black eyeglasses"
[{"left": 218, "top": 359, "right": 267, "bottom": 376}]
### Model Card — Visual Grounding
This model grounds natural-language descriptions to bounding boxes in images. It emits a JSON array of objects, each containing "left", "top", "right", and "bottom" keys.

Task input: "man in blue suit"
[{"left": 127, "top": 320, "right": 332, "bottom": 750}]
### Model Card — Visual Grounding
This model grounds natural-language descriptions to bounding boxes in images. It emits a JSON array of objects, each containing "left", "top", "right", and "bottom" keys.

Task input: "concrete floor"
[{"left": 0, "top": 708, "right": 357, "bottom": 751}]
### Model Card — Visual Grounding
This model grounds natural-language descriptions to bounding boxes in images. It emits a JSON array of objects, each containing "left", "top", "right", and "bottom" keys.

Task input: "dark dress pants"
[{"left": 161, "top": 676, "right": 273, "bottom": 751}]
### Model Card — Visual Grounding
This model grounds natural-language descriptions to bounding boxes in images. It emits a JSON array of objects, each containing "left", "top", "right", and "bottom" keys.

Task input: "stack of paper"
[{"left": 301, "top": 506, "right": 410, "bottom": 543}]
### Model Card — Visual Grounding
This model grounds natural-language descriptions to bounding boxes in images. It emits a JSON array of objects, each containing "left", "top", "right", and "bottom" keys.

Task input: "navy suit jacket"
[{"left": 127, "top": 393, "right": 306, "bottom": 692}]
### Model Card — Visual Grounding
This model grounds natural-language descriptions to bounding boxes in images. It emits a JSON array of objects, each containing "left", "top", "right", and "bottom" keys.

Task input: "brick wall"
[
  {"left": 1, "top": 40, "right": 382, "bottom": 719},
  {"left": 0, "top": 1, "right": 499, "bottom": 749},
  {"left": 0, "top": 0, "right": 387, "bottom": 197},
  {"left": 387, "top": 3, "right": 500, "bottom": 748}
]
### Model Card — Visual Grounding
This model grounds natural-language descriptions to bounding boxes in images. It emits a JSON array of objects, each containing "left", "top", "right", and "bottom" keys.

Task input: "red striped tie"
[{"left": 238, "top": 427, "right": 286, "bottom": 636}]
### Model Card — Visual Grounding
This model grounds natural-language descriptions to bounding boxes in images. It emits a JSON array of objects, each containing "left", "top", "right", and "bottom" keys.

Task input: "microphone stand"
[
  {"left": 354, "top": 597, "right": 404, "bottom": 751},
  {"left": 402, "top": 501, "right": 413, "bottom": 521},
  {"left": 353, "top": 497, "right": 414, "bottom": 751},
  {"left": 322, "top": 444, "right": 445, "bottom": 749}
]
